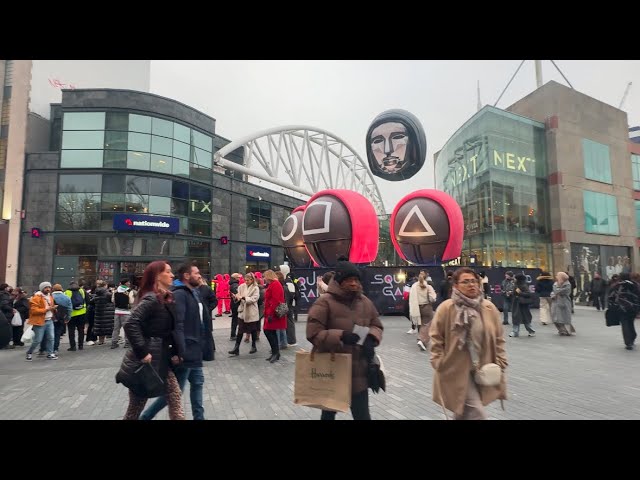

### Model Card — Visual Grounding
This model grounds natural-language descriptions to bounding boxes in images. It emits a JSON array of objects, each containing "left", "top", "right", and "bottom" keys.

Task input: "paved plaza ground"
[{"left": 0, "top": 305, "right": 638, "bottom": 420}]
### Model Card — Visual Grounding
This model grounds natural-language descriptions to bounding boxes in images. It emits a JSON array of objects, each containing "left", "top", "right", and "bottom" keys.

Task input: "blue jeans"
[
  {"left": 139, "top": 366, "right": 205, "bottom": 420},
  {"left": 277, "top": 329, "right": 287, "bottom": 347},
  {"left": 27, "top": 320, "right": 54, "bottom": 355},
  {"left": 502, "top": 298, "right": 512, "bottom": 324},
  {"left": 512, "top": 322, "right": 535, "bottom": 336}
]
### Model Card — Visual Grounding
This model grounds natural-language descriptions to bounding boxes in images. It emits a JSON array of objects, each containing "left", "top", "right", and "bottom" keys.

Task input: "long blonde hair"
[{"left": 263, "top": 269, "right": 277, "bottom": 282}]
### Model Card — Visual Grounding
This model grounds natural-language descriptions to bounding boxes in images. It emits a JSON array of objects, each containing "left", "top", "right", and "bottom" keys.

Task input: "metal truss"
[{"left": 214, "top": 125, "right": 385, "bottom": 215}]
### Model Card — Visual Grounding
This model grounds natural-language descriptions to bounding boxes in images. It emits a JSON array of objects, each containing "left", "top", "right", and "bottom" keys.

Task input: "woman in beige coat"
[
  {"left": 429, "top": 267, "right": 508, "bottom": 420},
  {"left": 228, "top": 273, "right": 260, "bottom": 356}
]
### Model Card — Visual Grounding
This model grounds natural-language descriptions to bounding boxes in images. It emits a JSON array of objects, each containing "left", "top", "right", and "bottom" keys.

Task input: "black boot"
[
  {"left": 269, "top": 353, "right": 281, "bottom": 363},
  {"left": 249, "top": 346, "right": 257, "bottom": 354},
  {"left": 228, "top": 348, "right": 240, "bottom": 356},
  {"left": 266, "top": 353, "right": 274, "bottom": 361}
]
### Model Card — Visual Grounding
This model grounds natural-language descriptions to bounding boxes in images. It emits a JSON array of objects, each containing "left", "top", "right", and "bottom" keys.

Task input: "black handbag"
[
  {"left": 367, "top": 354, "right": 386, "bottom": 394},
  {"left": 115, "top": 337, "right": 166, "bottom": 398},
  {"left": 132, "top": 363, "right": 165, "bottom": 397},
  {"left": 605, "top": 308, "right": 620, "bottom": 327}
]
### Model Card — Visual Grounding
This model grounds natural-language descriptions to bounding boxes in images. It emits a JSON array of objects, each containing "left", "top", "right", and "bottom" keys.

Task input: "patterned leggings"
[{"left": 123, "top": 370, "right": 185, "bottom": 420}]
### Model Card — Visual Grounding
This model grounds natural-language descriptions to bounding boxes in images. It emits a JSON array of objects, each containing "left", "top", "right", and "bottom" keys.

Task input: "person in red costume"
[{"left": 213, "top": 274, "right": 230, "bottom": 317}]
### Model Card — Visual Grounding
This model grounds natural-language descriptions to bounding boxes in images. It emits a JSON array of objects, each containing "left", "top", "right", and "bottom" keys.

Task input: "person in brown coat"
[
  {"left": 306, "top": 257, "right": 383, "bottom": 420},
  {"left": 429, "top": 267, "right": 508, "bottom": 420}
]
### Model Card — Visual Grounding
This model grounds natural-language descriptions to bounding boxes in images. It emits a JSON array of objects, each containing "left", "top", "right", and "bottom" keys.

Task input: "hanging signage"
[
  {"left": 246, "top": 245, "right": 271, "bottom": 261},
  {"left": 113, "top": 214, "right": 179, "bottom": 233}
]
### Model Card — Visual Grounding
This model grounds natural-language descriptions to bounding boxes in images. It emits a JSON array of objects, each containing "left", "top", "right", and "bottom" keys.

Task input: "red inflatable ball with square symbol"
[
  {"left": 302, "top": 189, "right": 379, "bottom": 267},
  {"left": 281, "top": 205, "right": 316, "bottom": 268}
]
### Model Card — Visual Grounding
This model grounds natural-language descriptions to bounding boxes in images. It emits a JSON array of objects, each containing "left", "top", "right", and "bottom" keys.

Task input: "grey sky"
[{"left": 150, "top": 60, "right": 640, "bottom": 212}]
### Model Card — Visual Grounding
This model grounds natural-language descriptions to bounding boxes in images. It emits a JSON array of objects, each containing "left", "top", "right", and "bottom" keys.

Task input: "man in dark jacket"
[
  {"left": 501, "top": 271, "right": 515, "bottom": 325},
  {"left": 197, "top": 277, "right": 217, "bottom": 360},
  {"left": 0, "top": 284, "right": 15, "bottom": 349},
  {"left": 0, "top": 284, "right": 15, "bottom": 324},
  {"left": 589, "top": 272, "right": 607, "bottom": 311},
  {"left": 566, "top": 272, "right": 577, "bottom": 313},
  {"left": 140, "top": 263, "right": 213, "bottom": 420},
  {"left": 0, "top": 309, "right": 10, "bottom": 350}
]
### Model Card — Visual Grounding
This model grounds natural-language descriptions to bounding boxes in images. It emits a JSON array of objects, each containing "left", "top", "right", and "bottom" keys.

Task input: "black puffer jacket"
[
  {"left": 91, "top": 288, "right": 115, "bottom": 336},
  {"left": 512, "top": 280, "right": 533, "bottom": 325},
  {"left": 0, "top": 291, "right": 13, "bottom": 320},
  {"left": 14, "top": 297, "right": 30, "bottom": 322},
  {"left": 116, "top": 293, "right": 178, "bottom": 396},
  {"left": 535, "top": 275, "right": 554, "bottom": 298}
]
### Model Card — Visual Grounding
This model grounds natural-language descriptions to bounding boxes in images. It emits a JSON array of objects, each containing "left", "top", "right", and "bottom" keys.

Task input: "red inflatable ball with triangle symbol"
[{"left": 390, "top": 189, "right": 464, "bottom": 265}]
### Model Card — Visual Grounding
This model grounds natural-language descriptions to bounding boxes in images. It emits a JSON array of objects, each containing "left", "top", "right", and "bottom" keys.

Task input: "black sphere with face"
[
  {"left": 393, "top": 197, "right": 450, "bottom": 265},
  {"left": 281, "top": 209, "right": 313, "bottom": 268},
  {"left": 302, "top": 195, "right": 352, "bottom": 268},
  {"left": 366, "top": 109, "right": 427, "bottom": 182}
]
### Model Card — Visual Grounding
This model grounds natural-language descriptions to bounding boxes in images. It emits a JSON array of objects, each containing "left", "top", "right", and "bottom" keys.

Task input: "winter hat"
[
  {"left": 39, "top": 281, "right": 52, "bottom": 291},
  {"left": 279, "top": 264, "right": 291, "bottom": 276},
  {"left": 333, "top": 256, "right": 361, "bottom": 284}
]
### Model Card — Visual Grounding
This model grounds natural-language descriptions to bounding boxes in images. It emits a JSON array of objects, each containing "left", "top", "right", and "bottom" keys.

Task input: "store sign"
[
  {"left": 445, "top": 149, "right": 536, "bottom": 190},
  {"left": 191, "top": 200, "right": 212, "bottom": 213},
  {"left": 113, "top": 214, "right": 179, "bottom": 233},
  {"left": 246, "top": 245, "right": 271, "bottom": 261}
]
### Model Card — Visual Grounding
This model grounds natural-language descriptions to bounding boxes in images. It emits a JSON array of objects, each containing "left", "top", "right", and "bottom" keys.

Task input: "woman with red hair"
[{"left": 116, "top": 261, "right": 185, "bottom": 420}]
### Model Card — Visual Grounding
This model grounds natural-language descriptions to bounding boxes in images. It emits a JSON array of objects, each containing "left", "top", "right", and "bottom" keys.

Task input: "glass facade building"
[
  {"left": 18, "top": 89, "right": 302, "bottom": 291},
  {"left": 435, "top": 106, "right": 551, "bottom": 271}
]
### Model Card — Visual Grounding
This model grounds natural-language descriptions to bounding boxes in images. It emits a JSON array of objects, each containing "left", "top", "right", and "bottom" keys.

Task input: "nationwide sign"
[
  {"left": 246, "top": 245, "right": 271, "bottom": 261},
  {"left": 113, "top": 214, "right": 180, "bottom": 233}
]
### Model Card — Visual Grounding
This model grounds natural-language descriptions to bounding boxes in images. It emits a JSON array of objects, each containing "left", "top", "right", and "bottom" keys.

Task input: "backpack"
[{"left": 71, "top": 290, "right": 85, "bottom": 310}]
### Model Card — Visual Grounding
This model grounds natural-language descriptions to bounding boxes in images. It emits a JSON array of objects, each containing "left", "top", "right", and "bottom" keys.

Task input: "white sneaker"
[
  {"left": 86, "top": 341, "right": 95, "bottom": 346},
  {"left": 406, "top": 328, "right": 417, "bottom": 334},
  {"left": 417, "top": 340, "right": 427, "bottom": 351}
]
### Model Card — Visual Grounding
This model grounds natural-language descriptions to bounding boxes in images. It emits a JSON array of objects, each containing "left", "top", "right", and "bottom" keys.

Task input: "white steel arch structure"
[{"left": 213, "top": 126, "right": 386, "bottom": 216}]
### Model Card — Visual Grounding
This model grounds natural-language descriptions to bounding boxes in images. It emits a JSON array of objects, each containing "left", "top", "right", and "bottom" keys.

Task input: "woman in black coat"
[
  {"left": 509, "top": 274, "right": 536, "bottom": 338},
  {"left": 116, "top": 261, "right": 185, "bottom": 420},
  {"left": 91, "top": 281, "right": 115, "bottom": 345}
]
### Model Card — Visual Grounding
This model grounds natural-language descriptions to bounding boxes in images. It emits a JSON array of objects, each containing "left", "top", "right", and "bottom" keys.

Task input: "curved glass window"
[{"left": 60, "top": 111, "right": 216, "bottom": 183}]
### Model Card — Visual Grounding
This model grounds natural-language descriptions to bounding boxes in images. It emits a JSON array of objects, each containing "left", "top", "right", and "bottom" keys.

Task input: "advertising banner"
[{"left": 292, "top": 266, "right": 542, "bottom": 314}]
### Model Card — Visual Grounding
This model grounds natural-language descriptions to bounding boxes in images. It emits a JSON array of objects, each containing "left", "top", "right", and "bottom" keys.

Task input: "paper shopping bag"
[{"left": 294, "top": 350, "right": 352, "bottom": 413}]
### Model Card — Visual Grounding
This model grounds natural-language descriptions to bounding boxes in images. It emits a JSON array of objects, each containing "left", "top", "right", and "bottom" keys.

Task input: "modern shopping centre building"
[
  {"left": 435, "top": 81, "right": 639, "bottom": 293},
  {"left": 14, "top": 88, "right": 303, "bottom": 290}
]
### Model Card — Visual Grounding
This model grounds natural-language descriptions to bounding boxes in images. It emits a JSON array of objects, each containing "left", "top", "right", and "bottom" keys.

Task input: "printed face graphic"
[
  {"left": 281, "top": 209, "right": 313, "bottom": 268},
  {"left": 370, "top": 122, "right": 409, "bottom": 174},
  {"left": 302, "top": 195, "right": 352, "bottom": 267},
  {"left": 392, "top": 197, "right": 451, "bottom": 265},
  {"left": 366, "top": 110, "right": 427, "bottom": 182}
]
